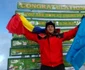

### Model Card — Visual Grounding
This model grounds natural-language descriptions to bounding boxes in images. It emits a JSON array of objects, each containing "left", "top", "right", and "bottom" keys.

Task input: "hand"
[{"left": 81, "top": 15, "right": 85, "bottom": 19}]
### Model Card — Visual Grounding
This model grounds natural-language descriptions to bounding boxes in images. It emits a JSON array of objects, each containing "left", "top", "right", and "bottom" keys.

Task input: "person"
[
  {"left": 23, "top": 21, "right": 79, "bottom": 70},
  {"left": 6, "top": 14, "right": 79, "bottom": 70}
]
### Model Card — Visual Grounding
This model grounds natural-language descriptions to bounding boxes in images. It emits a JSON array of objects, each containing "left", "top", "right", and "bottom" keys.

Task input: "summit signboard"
[{"left": 17, "top": 2, "right": 85, "bottom": 11}]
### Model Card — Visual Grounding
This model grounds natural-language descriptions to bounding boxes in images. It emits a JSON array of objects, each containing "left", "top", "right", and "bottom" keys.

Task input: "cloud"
[{"left": 0, "top": 33, "right": 11, "bottom": 70}]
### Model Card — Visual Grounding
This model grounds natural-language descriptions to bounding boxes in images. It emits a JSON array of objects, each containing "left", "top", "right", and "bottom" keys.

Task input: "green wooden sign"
[
  {"left": 11, "top": 37, "right": 73, "bottom": 48},
  {"left": 12, "top": 34, "right": 25, "bottom": 39},
  {"left": 11, "top": 38, "right": 38, "bottom": 48},
  {"left": 17, "top": 2, "right": 85, "bottom": 11},
  {"left": 8, "top": 56, "right": 71, "bottom": 70},
  {"left": 10, "top": 47, "right": 39, "bottom": 56},
  {"left": 16, "top": 11, "right": 85, "bottom": 18},
  {"left": 8, "top": 57, "right": 40, "bottom": 70},
  {"left": 8, "top": 2, "right": 83, "bottom": 70},
  {"left": 10, "top": 45, "right": 71, "bottom": 56},
  {"left": 28, "top": 20, "right": 80, "bottom": 27}
]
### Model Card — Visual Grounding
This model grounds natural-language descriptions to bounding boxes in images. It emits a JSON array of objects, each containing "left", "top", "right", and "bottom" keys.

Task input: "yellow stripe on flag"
[{"left": 19, "top": 14, "right": 34, "bottom": 32}]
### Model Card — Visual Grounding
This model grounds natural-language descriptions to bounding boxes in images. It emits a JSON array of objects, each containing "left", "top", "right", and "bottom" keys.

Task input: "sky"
[{"left": 0, "top": 0, "right": 85, "bottom": 70}]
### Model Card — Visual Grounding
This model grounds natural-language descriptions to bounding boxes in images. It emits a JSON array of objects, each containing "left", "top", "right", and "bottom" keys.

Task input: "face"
[{"left": 46, "top": 25, "right": 55, "bottom": 34}]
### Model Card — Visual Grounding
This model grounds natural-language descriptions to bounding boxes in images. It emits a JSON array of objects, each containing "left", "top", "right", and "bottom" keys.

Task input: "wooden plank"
[
  {"left": 17, "top": 2, "right": 85, "bottom": 11},
  {"left": 16, "top": 11, "right": 85, "bottom": 18},
  {"left": 28, "top": 20, "right": 80, "bottom": 27},
  {"left": 8, "top": 56, "right": 71, "bottom": 70}
]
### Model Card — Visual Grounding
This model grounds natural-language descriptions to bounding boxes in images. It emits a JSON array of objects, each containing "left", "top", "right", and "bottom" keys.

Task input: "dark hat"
[{"left": 45, "top": 21, "right": 55, "bottom": 30}]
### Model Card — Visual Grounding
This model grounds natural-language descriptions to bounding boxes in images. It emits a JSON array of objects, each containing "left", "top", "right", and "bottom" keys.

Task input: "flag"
[{"left": 66, "top": 17, "right": 85, "bottom": 70}]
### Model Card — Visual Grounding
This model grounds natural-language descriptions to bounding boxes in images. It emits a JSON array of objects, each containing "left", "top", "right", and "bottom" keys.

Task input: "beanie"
[{"left": 45, "top": 21, "right": 55, "bottom": 30}]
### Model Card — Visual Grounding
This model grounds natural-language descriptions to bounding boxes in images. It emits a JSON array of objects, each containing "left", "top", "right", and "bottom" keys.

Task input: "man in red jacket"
[
  {"left": 6, "top": 14, "right": 80, "bottom": 70},
  {"left": 6, "top": 14, "right": 79, "bottom": 70},
  {"left": 23, "top": 21, "right": 78, "bottom": 70}
]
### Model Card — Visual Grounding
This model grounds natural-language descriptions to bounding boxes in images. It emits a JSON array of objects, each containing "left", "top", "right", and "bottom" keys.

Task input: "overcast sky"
[{"left": 0, "top": 0, "right": 85, "bottom": 70}]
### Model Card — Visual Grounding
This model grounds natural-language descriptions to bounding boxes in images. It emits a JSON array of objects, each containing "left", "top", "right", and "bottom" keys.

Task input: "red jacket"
[
  {"left": 6, "top": 14, "right": 78, "bottom": 67},
  {"left": 23, "top": 27, "right": 78, "bottom": 67}
]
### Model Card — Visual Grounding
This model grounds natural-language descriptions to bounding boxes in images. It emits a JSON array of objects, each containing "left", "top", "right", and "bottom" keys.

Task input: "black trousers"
[{"left": 40, "top": 64, "right": 65, "bottom": 70}]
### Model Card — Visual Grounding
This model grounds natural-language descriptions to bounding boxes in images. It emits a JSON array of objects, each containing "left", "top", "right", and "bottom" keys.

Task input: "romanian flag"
[
  {"left": 6, "top": 13, "right": 35, "bottom": 35},
  {"left": 6, "top": 13, "right": 44, "bottom": 34}
]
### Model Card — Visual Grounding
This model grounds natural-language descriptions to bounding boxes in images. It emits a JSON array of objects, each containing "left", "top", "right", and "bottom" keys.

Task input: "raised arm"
[
  {"left": 62, "top": 26, "right": 79, "bottom": 41},
  {"left": 23, "top": 27, "right": 38, "bottom": 42},
  {"left": 6, "top": 13, "right": 38, "bottom": 42}
]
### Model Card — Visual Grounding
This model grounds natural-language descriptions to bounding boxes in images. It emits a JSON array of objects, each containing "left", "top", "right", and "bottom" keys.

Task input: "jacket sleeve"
[
  {"left": 62, "top": 26, "right": 78, "bottom": 41},
  {"left": 23, "top": 27, "right": 38, "bottom": 43}
]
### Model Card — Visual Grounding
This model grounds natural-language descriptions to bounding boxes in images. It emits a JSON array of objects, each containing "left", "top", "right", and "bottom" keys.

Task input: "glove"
[{"left": 81, "top": 15, "right": 85, "bottom": 19}]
